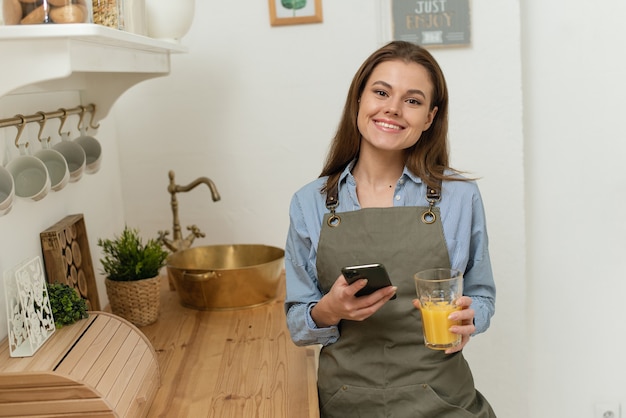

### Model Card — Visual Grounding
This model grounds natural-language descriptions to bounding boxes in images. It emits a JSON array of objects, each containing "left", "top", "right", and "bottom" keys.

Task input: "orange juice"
[{"left": 420, "top": 301, "right": 461, "bottom": 349}]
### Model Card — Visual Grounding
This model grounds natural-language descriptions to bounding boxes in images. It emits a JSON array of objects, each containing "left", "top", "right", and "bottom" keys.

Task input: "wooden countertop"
[{"left": 138, "top": 271, "right": 320, "bottom": 418}]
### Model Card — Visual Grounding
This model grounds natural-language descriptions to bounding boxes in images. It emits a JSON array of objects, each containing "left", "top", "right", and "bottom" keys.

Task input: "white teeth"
[{"left": 376, "top": 121, "right": 402, "bottom": 130}]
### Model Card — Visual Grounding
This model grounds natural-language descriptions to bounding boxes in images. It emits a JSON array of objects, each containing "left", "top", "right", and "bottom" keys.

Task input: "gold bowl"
[{"left": 166, "top": 244, "right": 284, "bottom": 310}]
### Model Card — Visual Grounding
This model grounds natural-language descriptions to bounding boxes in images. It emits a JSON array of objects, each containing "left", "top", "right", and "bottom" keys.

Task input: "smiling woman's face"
[{"left": 357, "top": 59, "right": 438, "bottom": 154}]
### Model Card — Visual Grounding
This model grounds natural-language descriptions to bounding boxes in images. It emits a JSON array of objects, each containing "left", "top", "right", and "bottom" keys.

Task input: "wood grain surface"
[{"left": 139, "top": 271, "right": 320, "bottom": 418}]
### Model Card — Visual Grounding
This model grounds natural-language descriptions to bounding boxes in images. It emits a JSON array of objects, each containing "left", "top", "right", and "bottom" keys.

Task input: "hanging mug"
[
  {"left": 73, "top": 106, "right": 102, "bottom": 175},
  {"left": 0, "top": 165, "right": 16, "bottom": 216},
  {"left": 53, "top": 133, "right": 85, "bottom": 182},
  {"left": 52, "top": 109, "right": 86, "bottom": 183},
  {"left": 74, "top": 127, "right": 102, "bottom": 174},
  {"left": 34, "top": 112, "right": 70, "bottom": 192},
  {"left": 6, "top": 143, "right": 51, "bottom": 202}
]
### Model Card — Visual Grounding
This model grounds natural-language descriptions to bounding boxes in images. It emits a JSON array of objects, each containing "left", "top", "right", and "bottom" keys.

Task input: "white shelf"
[{"left": 0, "top": 24, "right": 186, "bottom": 120}]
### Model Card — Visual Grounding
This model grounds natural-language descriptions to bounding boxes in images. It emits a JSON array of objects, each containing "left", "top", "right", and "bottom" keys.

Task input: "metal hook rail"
[{"left": 0, "top": 103, "right": 99, "bottom": 131}]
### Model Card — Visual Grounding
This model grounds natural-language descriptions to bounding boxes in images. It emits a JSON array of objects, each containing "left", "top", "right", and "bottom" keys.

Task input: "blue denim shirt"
[{"left": 284, "top": 164, "right": 496, "bottom": 347}]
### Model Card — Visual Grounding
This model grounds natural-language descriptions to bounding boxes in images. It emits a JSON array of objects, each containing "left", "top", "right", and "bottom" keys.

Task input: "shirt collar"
[
  {"left": 339, "top": 160, "right": 424, "bottom": 187},
  {"left": 338, "top": 160, "right": 356, "bottom": 186},
  {"left": 403, "top": 166, "right": 423, "bottom": 185}
]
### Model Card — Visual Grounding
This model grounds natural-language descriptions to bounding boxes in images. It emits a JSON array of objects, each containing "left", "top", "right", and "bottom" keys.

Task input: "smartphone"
[{"left": 341, "top": 263, "right": 396, "bottom": 299}]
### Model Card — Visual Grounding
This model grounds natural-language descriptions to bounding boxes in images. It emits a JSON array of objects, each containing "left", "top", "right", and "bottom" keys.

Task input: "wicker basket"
[{"left": 105, "top": 275, "right": 161, "bottom": 326}]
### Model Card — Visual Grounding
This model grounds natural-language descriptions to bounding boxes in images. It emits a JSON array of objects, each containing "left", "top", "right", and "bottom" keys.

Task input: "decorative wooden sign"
[{"left": 40, "top": 214, "right": 101, "bottom": 311}]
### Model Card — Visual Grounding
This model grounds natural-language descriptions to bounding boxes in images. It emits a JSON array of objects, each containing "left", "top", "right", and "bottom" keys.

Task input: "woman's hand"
[
  {"left": 311, "top": 274, "right": 397, "bottom": 328},
  {"left": 412, "top": 296, "right": 475, "bottom": 354}
]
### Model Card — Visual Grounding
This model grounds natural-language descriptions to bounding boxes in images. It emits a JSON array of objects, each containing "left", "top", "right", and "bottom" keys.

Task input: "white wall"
[
  {"left": 114, "top": 1, "right": 526, "bottom": 417},
  {"left": 522, "top": 1, "right": 626, "bottom": 417},
  {"left": 0, "top": 91, "right": 126, "bottom": 337},
  {"left": 3, "top": 0, "right": 623, "bottom": 416}
]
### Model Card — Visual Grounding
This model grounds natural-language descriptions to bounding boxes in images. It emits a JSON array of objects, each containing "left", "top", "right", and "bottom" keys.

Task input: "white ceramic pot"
[
  {"left": 146, "top": 0, "right": 195, "bottom": 42},
  {"left": 123, "top": 0, "right": 147, "bottom": 35}
]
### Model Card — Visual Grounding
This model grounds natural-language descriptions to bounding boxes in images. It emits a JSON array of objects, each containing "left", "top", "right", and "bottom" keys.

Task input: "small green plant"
[
  {"left": 281, "top": 0, "right": 307, "bottom": 16},
  {"left": 47, "top": 282, "right": 88, "bottom": 328},
  {"left": 97, "top": 226, "right": 169, "bottom": 282}
]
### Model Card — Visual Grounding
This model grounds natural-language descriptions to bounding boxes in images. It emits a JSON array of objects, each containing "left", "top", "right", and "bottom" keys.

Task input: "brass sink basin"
[{"left": 166, "top": 244, "right": 285, "bottom": 310}]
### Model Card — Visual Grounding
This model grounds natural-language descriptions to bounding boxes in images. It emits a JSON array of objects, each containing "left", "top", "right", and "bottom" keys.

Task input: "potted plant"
[
  {"left": 47, "top": 282, "right": 89, "bottom": 328},
  {"left": 97, "top": 226, "right": 168, "bottom": 326}
]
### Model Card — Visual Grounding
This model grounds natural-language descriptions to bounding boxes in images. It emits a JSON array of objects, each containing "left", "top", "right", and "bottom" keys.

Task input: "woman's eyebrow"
[{"left": 371, "top": 80, "right": 427, "bottom": 98}]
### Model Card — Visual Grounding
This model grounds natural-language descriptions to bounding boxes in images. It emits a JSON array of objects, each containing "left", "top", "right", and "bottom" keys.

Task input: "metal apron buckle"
[{"left": 421, "top": 184, "right": 441, "bottom": 224}]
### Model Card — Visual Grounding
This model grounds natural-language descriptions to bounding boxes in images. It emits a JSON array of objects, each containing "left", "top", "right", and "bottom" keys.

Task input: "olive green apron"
[{"left": 315, "top": 186, "right": 496, "bottom": 418}]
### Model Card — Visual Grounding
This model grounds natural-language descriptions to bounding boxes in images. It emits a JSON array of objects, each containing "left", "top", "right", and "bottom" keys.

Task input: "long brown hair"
[{"left": 320, "top": 41, "right": 464, "bottom": 193}]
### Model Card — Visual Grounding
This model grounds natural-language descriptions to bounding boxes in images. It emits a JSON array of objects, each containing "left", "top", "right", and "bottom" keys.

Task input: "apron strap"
[
  {"left": 325, "top": 178, "right": 443, "bottom": 225},
  {"left": 422, "top": 180, "right": 442, "bottom": 224},
  {"left": 325, "top": 183, "right": 341, "bottom": 227},
  {"left": 426, "top": 185, "right": 441, "bottom": 201},
  {"left": 325, "top": 183, "right": 339, "bottom": 209}
]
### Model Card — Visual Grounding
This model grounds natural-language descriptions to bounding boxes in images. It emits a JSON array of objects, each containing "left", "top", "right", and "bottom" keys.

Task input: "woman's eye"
[
  {"left": 374, "top": 89, "right": 388, "bottom": 97},
  {"left": 406, "top": 98, "right": 422, "bottom": 105}
]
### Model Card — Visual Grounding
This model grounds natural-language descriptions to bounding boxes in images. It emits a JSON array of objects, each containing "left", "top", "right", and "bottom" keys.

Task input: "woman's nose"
[
  {"left": 385, "top": 105, "right": 400, "bottom": 116},
  {"left": 384, "top": 99, "right": 401, "bottom": 116}
]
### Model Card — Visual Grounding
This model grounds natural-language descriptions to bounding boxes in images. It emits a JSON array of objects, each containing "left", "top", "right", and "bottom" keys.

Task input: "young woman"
[{"left": 285, "top": 41, "right": 497, "bottom": 417}]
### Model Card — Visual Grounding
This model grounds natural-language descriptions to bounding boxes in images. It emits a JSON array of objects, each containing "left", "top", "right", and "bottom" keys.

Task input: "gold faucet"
[{"left": 158, "top": 170, "right": 221, "bottom": 253}]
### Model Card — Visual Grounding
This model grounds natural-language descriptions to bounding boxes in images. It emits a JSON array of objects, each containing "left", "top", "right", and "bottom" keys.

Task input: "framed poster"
[
  {"left": 390, "top": 0, "right": 471, "bottom": 47},
  {"left": 269, "top": 0, "right": 323, "bottom": 26}
]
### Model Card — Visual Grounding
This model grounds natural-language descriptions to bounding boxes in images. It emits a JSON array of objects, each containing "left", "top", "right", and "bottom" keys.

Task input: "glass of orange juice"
[{"left": 414, "top": 268, "right": 463, "bottom": 350}]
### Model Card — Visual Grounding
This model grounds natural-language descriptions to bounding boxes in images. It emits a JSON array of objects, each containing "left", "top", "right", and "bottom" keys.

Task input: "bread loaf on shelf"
[{"left": 2, "top": 0, "right": 90, "bottom": 25}]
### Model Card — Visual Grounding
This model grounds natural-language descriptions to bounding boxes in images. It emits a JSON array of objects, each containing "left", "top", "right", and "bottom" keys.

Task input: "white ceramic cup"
[
  {"left": 34, "top": 148, "right": 70, "bottom": 191},
  {"left": 53, "top": 133, "right": 85, "bottom": 182},
  {"left": 0, "top": 166, "right": 16, "bottom": 216},
  {"left": 74, "top": 131, "right": 102, "bottom": 174},
  {"left": 6, "top": 149, "right": 51, "bottom": 201}
]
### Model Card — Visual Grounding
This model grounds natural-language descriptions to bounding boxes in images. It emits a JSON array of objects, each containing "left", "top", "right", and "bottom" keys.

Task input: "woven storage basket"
[{"left": 105, "top": 275, "right": 161, "bottom": 326}]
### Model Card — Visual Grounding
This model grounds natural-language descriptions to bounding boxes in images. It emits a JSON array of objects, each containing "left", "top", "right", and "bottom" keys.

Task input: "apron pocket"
[
  {"left": 320, "top": 385, "right": 385, "bottom": 418},
  {"left": 419, "top": 383, "right": 493, "bottom": 418}
]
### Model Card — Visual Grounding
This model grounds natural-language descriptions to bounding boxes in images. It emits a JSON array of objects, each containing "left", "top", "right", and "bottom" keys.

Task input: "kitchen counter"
[{"left": 138, "top": 270, "right": 320, "bottom": 418}]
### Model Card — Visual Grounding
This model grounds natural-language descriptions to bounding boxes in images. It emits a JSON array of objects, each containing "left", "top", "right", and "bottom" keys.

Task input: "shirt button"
[{"left": 395, "top": 195, "right": 401, "bottom": 201}]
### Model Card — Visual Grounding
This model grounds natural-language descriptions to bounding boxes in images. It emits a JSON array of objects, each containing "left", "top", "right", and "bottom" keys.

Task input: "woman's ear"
[{"left": 423, "top": 106, "right": 438, "bottom": 131}]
